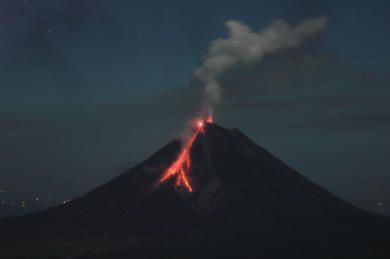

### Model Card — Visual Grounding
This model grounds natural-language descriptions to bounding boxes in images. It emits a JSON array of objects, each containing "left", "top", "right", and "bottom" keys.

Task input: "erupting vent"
[{"left": 159, "top": 116, "right": 213, "bottom": 192}]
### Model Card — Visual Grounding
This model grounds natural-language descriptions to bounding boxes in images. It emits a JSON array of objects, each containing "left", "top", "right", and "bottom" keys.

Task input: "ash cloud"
[{"left": 195, "top": 17, "right": 328, "bottom": 114}]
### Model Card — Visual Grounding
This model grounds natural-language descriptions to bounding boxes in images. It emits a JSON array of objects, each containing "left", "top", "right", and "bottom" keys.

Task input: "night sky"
[{"left": 0, "top": 0, "right": 389, "bottom": 216}]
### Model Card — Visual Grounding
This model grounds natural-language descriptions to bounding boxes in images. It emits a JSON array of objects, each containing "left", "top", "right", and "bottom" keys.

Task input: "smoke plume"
[{"left": 195, "top": 17, "right": 328, "bottom": 115}]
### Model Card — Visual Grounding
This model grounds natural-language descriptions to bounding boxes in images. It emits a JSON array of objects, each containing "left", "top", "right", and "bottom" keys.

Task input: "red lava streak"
[{"left": 160, "top": 117, "right": 210, "bottom": 192}]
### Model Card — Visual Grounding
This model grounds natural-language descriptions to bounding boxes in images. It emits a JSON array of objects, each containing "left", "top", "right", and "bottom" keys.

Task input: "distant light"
[
  {"left": 377, "top": 202, "right": 383, "bottom": 207},
  {"left": 0, "top": 190, "right": 5, "bottom": 193},
  {"left": 62, "top": 200, "right": 70, "bottom": 205},
  {"left": 1, "top": 201, "right": 5, "bottom": 205},
  {"left": 35, "top": 197, "right": 40, "bottom": 201}
]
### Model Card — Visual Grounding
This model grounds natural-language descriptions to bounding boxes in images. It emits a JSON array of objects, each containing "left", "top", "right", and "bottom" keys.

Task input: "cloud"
[{"left": 194, "top": 17, "right": 328, "bottom": 114}]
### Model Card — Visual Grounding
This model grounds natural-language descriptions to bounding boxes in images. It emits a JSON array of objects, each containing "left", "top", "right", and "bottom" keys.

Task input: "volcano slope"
[{"left": 1, "top": 123, "right": 390, "bottom": 258}]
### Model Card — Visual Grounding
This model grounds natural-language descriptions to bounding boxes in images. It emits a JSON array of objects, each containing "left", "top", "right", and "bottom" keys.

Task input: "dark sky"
[{"left": 0, "top": 0, "right": 389, "bottom": 216}]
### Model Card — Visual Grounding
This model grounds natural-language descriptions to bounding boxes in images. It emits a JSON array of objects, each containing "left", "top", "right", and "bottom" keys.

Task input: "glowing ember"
[{"left": 160, "top": 117, "right": 211, "bottom": 192}]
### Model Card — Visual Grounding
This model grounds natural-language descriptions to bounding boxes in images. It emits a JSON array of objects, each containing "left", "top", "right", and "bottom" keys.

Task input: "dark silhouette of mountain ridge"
[{"left": 1, "top": 123, "right": 390, "bottom": 258}]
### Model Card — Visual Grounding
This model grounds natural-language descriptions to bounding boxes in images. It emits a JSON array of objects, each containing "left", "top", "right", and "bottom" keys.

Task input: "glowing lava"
[
  {"left": 207, "top": 113, "right": 213, "bottom": 123},
  {"left": 159, "top": 118, "right": 210, "bottom": 192}
]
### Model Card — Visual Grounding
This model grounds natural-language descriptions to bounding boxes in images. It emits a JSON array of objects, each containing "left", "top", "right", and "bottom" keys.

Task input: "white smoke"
[{"left": 195, "top": 17, "right": 328, "bottom": 114}]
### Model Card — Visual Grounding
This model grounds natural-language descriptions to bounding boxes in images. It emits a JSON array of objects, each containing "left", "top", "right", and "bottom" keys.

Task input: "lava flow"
[{"left": 159, "top": 117, "right": 211, "bottom": 192}]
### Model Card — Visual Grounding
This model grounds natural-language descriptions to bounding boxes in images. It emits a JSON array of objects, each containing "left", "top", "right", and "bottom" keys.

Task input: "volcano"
[{"left": 1, "top": 123, "right": 390, "bottom": 258}]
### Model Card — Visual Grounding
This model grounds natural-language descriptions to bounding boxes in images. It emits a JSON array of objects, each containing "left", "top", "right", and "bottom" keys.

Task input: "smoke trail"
[{"left": 195, "top": 17, "right": 328, "bottom": 115}]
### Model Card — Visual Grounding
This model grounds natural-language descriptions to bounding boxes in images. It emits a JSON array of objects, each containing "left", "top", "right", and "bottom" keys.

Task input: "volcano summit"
[{"left": 1, "top": 123, "right": 390, "bottom": 258}]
